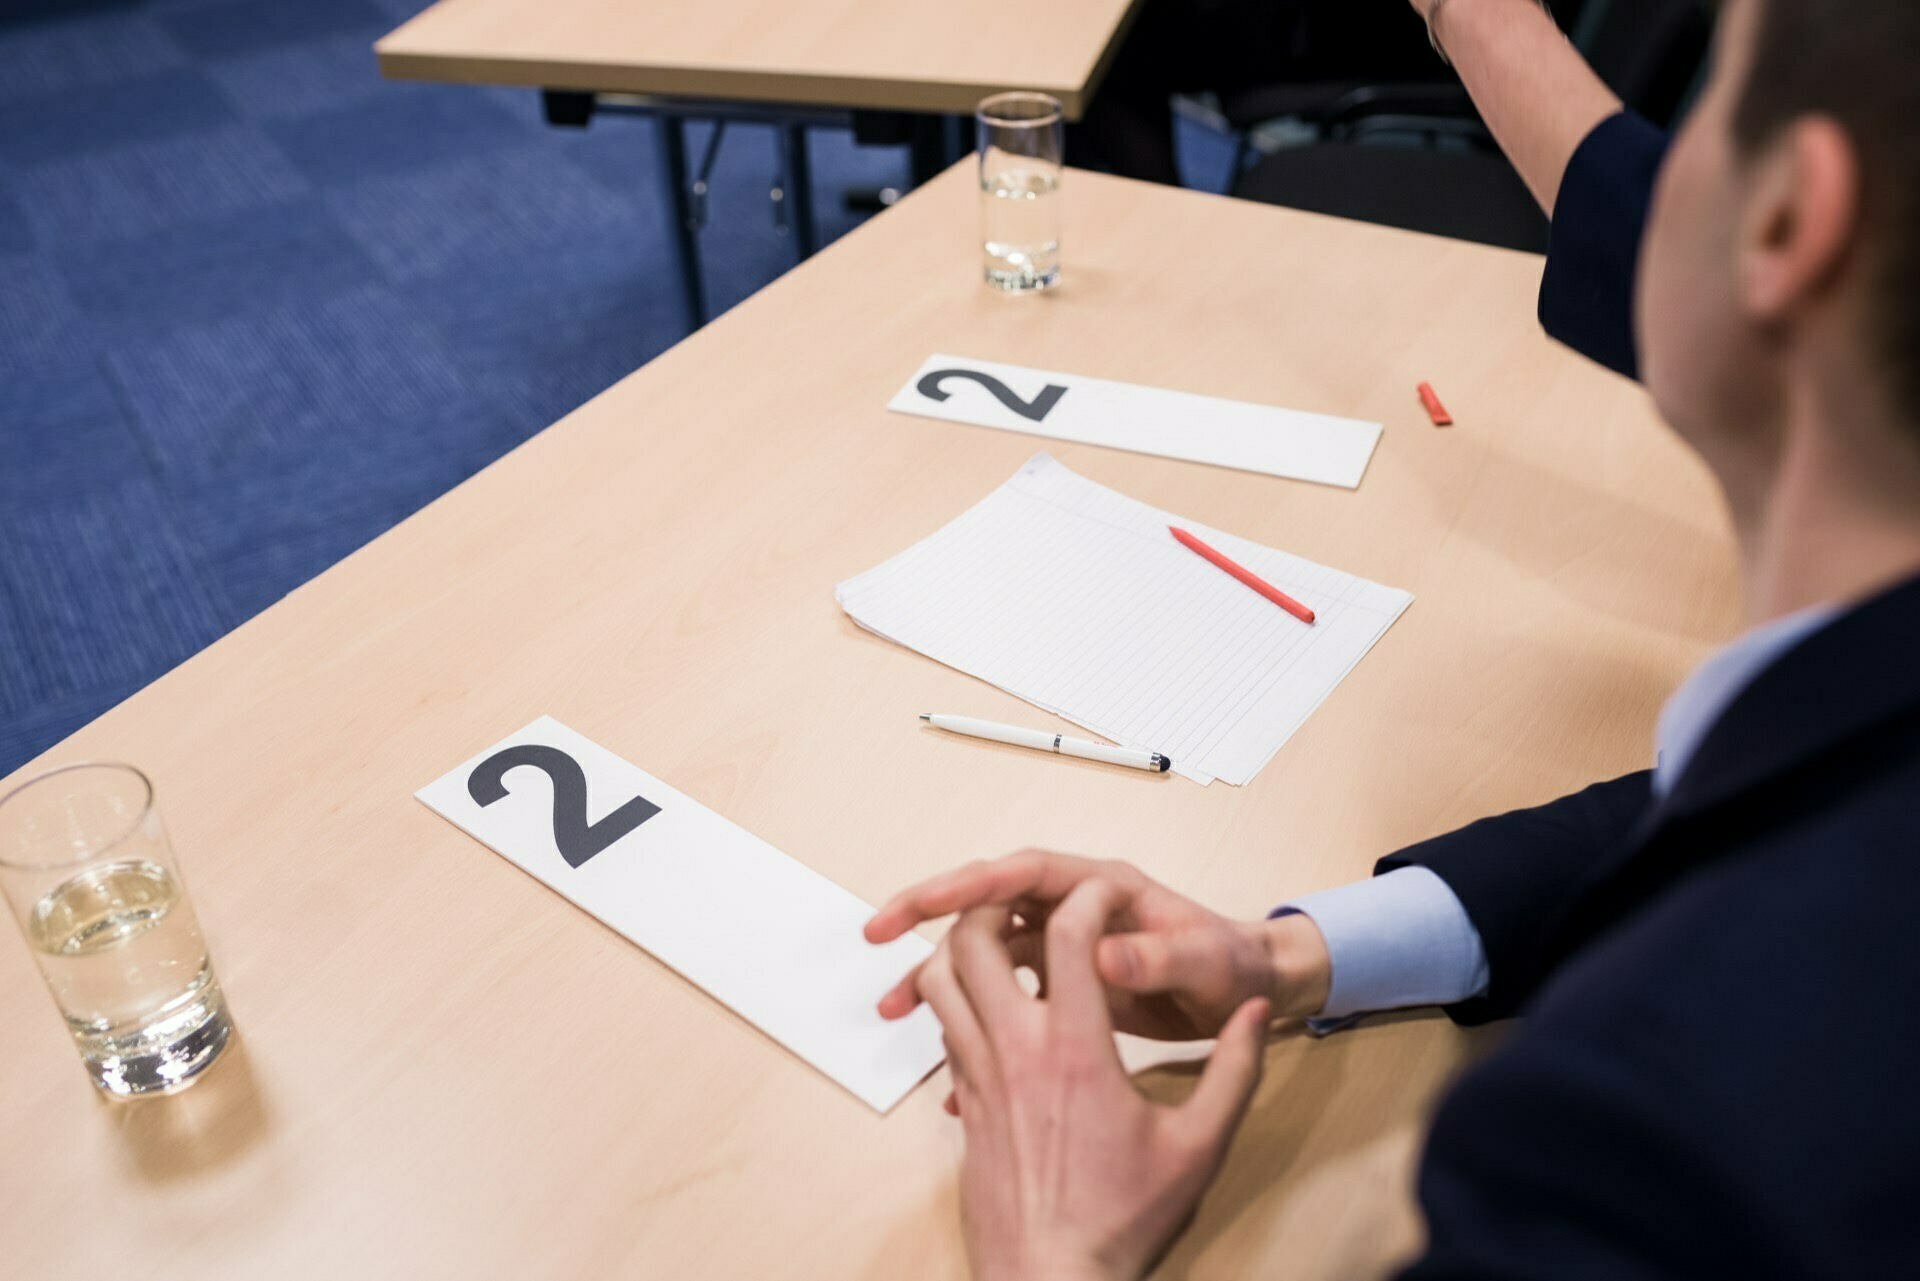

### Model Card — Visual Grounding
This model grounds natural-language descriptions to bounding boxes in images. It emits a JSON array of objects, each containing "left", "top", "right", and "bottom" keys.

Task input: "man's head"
[{"left": 1637, "top": 0, "right": 1920, "bottom": 502}]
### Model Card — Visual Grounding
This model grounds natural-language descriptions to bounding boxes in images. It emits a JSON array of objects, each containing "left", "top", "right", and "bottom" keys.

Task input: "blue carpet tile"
[
  {"left": 0, "top": 68, "right": 236, "bottom": 167},
  {"left": 0, "top": 0, "right": 1232, "bottom": 775},
  {"left": 155, "top": 0, "right": 393, "bottom": 61},
  {"left": 0, "top": 475, "right": 226, "bottom": 716},
  {"left": 13, "top": 123, "right": 312, "bottom": 243},
  {"left": 0, "top": 182, "right": 33, "bottom": 253},
  {"left": 0, "top": 358, "right": 152, "bottom": 507},
  {"left": 0, "top": 253, "right": 95, "bottom": 372},
  {"left": 0, "top": 10, "right": 189, "bottom": 104},
  {"left": 54, "top": 197, "right": 382, "bottom": 338},
  {"left": 264, "top": 85, "right": 528, "bottom": 188}
]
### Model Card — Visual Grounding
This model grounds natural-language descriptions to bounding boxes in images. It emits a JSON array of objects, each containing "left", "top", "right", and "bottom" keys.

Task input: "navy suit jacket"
[
  {"left": 1536, "top": 110, "right": 1668, "bottom": 379},
  {"left": 1383, "top": 114, "right": 1920, "bottom": 1278}
]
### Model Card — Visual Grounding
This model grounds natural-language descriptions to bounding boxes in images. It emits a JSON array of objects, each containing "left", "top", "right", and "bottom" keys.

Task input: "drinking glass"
[
  {"left": 0, "top": 764, "right": 232, "bottom": 1097},
  {"left": 977, "top": 91, "right": 1064, "bottom": 292}
]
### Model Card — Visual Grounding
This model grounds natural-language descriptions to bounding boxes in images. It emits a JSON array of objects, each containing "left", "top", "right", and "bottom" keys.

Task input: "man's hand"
[
  {"left": 917, "top": 883, "right": 1272, "bottom": 1281},
  {"left": 867, "top": 850, "right": 1329, "bottom": 1045}
]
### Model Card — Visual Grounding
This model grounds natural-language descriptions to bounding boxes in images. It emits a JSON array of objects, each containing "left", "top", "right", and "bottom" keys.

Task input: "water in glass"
[
  {"left": 981, "top": 167, "right": 1062, "bottom": 292},
  {"left": 28, "top": 856, "right": 229, "bottom": 1096}
]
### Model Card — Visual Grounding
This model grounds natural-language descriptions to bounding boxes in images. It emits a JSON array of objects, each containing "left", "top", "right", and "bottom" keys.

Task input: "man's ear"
[{"left": 1738, "top": 116, "right": 1861, "bottom": 322}]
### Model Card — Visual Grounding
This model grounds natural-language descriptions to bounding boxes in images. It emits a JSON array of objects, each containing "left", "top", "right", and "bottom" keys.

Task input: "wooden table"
[
  {"left": 375, "top": 0, "right": 1144, "bottom": 119},
  {"left": 377, "top": 0, "right": 1147, "bottom": 328},
  {"left": 0, "top": 166, "right": 1740, "bottom": 1279}
]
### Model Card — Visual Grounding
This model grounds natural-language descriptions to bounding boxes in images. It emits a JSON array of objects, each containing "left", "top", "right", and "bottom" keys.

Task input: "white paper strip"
[
  {"left": 889, "top": 353, "right": 1383, "bottom": 488},
  {"left": 417, "top": 716, "right": 945, "bottom": 1112}
]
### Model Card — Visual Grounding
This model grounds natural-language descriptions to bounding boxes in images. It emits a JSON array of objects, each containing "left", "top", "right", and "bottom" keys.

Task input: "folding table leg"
[
  {"left": 778, "top": 123, "right": 818, "bottom": 262},
  {"left": 654, "top": 113, "right": 707, "bottom": 330}
]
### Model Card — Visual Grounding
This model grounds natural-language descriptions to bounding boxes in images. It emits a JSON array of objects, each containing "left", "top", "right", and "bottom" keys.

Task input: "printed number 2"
[
  {"left": 917, "top": 368, "right": 1067, "bottom": 422},
  {"left": 468, "top": 744, "right": 660, "bottom": 869}
]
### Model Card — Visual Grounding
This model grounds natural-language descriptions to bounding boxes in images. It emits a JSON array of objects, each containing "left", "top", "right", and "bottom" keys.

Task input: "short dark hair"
[{"left": 1732, "top": 0, "right": 1920, "bottom": 415}]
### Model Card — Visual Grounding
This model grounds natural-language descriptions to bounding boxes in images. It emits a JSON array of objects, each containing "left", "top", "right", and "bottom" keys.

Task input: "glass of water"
[
  {"left": 977, "top": 91, "right": 1064, "bottom": 292},
  {"left": 0, "top": 764, "right": 232, "bottom": 1098}
]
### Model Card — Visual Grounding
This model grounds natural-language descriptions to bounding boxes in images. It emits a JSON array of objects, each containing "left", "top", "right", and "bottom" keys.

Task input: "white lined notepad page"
[{"left": 836, "top": 455, "right": 1413, "bottom": 786}]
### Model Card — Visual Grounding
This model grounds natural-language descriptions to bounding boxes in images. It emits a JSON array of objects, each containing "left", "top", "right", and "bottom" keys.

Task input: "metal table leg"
[
  {"left": 908, "top": 113, "right": 947, "bottom": 187},
  {"left": 778, "top": 124, "right": 817, "bottom": 261},
  {"left": 654, "top": 113, "right": 706, "bottom": 330}
]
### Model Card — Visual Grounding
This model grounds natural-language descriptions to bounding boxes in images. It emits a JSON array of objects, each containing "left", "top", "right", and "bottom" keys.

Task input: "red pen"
[
  {"left": 1169, "top": 526, "right": 1316, "bottom": 625},
  {"left": 1418, "top": 380, "right": 1453, "bottom": 426}
]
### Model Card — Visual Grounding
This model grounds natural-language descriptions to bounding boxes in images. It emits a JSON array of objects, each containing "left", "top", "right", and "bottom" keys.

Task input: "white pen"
[{"left": 919, "top": 714, "right": 1171, "bottom": 773}]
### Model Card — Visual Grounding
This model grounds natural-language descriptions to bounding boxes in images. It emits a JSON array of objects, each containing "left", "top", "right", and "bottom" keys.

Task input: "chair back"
[{"left": 1575, "top": 0, "right": 1715, "bottom": 126}]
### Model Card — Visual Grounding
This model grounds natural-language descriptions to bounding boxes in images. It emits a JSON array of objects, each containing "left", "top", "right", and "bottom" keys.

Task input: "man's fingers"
[
  {"left": 918, "top": 950, "right": 991, "bottom": 1088},
  {"left": 1179, "top": 997, "right": 1271, "bottom": 1146},
  {"left": 941, "top": 1039, "right": 974, "bottom": 1118},
  {"left": 864, "top": 850, "right": 1116, "bottom": 942},
  {"left": 1007, "top": 929, "right": 1044, "bottom": 983},
  {"left": 877, "top": 960, "right": 925, "bottom": 1019},
  {"left": 1097, "top": 929, "right": 1223, "bottom": 999},
  {"left": 1044, "top": 878, "right": 1133, "bottom": 1038},
  {"left": 879, "top": 916, "right": 1046, "bottom": 1018},
  {"left": 949, "top": 906, "right": 1029, "bottom": 1026}
]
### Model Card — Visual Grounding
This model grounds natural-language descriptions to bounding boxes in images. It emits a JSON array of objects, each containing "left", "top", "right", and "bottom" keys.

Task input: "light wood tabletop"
[
  {"left": 374, "top": 0, "right": 1147, "bottom": 119},
  {"left": 0, "top": 165, "right": 1740, "bottom": 1279}
]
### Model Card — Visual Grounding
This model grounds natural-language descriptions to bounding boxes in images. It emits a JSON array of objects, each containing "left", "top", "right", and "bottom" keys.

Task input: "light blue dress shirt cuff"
[{"left": 1271, "top": 866, "right": 1490, "bottom": 1031}]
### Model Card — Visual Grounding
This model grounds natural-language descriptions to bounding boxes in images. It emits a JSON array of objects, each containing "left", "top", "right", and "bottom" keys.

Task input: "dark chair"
[
  {"left": 1205, "top": 0, "right": 1604, "bottom": 175},
  {"left": 1229, "top": 0, "right": 1711, "bottom": 252}
]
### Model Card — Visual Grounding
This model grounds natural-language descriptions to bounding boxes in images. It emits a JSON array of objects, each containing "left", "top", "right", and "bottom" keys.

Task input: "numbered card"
[
  {"left": 416, "top": 716, "right": 945, "bottom": 1113},
  {"left": 889, "top": 353, "right": 1383, "bottom": 488}
]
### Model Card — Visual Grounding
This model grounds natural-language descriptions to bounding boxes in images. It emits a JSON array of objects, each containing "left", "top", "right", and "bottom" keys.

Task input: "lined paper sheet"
[{"left": 836, "top": 455, "right": 1412, "bottom": 786}]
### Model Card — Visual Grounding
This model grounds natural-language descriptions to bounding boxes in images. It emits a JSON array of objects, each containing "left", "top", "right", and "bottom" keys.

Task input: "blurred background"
[
  {"left": 0, "top": 0, "right": 1701, "bottom": 776},
  {"left": 0, "top": 0, "right": 1240, "bottom": 775}
]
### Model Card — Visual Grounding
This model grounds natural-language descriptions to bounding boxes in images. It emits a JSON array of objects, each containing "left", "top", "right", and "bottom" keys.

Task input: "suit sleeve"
[
  {"left": 1537, "top": 110, "right": 1670, "bottom": 379},
  {"left": 1394, "top": 1020, "right": 1780, "bottom": 1281},
  {"left": 1375, "top": 770, "right": 1650, "bottom": 1024}
]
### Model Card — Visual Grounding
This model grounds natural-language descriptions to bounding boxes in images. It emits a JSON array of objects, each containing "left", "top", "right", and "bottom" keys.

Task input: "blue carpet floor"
[{"left": 0, "top": 0, "right": 1232, "bottom": 775}]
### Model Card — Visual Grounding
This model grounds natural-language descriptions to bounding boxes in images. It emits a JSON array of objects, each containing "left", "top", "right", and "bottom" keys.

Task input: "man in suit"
[{"left": 863, "top": 0, "right": 1920, "bottom": 1275}]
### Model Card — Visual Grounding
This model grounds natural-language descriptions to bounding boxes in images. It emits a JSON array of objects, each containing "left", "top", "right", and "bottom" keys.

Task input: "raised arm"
[
  {"left": 1418, "top": 0, "right": 1672, "bottom": 376},
  {"left": 1416, "top": 0, "right": 1620, "bottom": 215}
]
